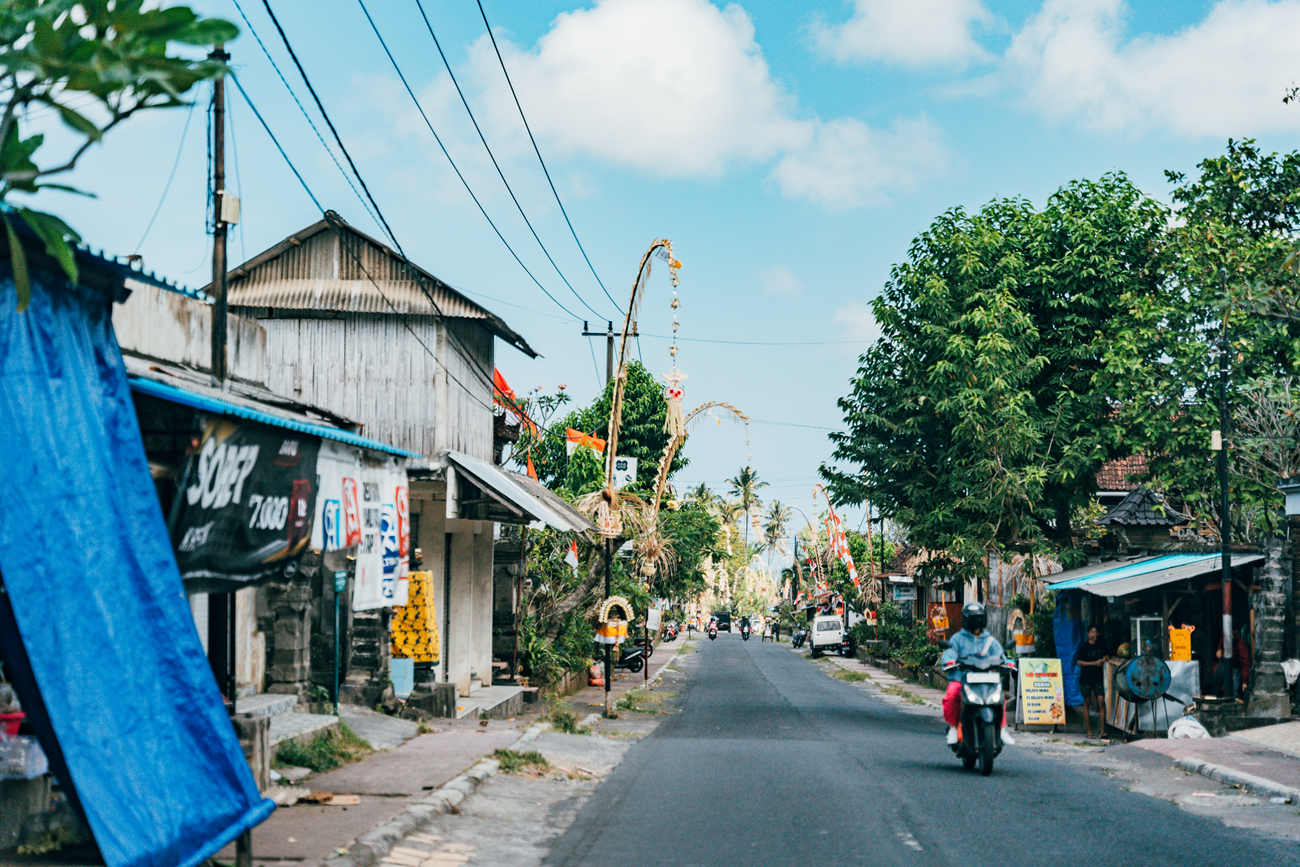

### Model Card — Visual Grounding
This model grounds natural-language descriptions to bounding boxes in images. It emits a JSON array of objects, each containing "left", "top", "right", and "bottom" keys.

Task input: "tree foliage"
[
  {"left": 823, "top": 174, "right": 1164, "bottom": 581},
  {"left": 1, "top": 1, "right": 237, "bottom": 308}
]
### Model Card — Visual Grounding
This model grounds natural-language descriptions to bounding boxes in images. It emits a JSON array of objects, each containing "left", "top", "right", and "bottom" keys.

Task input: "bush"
[
  {"left": 492, "top": 748, "right": 550, "bottom": 773},
  {"left": 274, "top": 722, "right": 372, "bottom": 772}
]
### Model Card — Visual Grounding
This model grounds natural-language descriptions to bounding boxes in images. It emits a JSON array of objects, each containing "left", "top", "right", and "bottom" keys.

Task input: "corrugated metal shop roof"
[
  {"left": 444, "top": 450, "right": 594, "bottom": 534},
  {"left": 1043, "top": 553, "right": 1264, "bottom": 597},
  {"left": 216, "top": 211, "right": 537, "bottom": 358}
]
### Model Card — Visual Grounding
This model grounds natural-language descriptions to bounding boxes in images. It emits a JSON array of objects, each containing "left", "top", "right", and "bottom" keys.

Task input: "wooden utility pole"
[
  {"left": 581, "top": 320, "right": 637, "bottom": 386},
  {"left": 210, "top": 45, "right": 230, "bottom": 387}
]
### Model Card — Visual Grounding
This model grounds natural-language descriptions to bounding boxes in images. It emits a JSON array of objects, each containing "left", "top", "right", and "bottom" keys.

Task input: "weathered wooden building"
[{"left": 226, "top": 212, "right": 586, "bottom": 698}]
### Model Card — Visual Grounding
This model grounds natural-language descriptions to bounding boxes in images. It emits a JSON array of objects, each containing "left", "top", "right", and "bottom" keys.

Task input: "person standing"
[{"left": 1077, "top": 625, "right": 1110, "bottom": 739}]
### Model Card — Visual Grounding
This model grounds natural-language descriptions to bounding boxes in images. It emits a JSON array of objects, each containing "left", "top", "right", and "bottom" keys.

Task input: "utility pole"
[
  {"left": 582, "top": 320, "right": 636, "bottom": 386},
  {"left": 1217, "top": 336, "right": 1234, "bottom": 696},
  {"left": 210, "top": 45, "right": 230, "bottom": 388}
]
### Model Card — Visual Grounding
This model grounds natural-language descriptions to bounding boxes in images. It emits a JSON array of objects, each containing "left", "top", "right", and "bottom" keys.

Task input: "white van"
[{"left": 809, "top": 614, "right": 844, "bottom": 658}]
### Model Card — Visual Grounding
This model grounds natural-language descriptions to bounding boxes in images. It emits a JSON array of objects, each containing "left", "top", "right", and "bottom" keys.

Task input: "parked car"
[{"left": 808, "top": 615, "right": 844, "bottom": 658}]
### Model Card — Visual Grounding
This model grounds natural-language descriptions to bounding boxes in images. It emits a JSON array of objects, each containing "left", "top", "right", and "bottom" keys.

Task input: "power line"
[
  {"left": 638, "top": 333, "right": 876, "bottom": 346},
  {"left": 352, "top": 0, "right": 584, "bottom": 323},
  {"left": 411, "top": 0, "right": 608, "bottom": 321},
  {"left": 259, "top": 0, "right": 402, "bottom": 252},
  {"left": 134, "top": 98, "right": 196, "bottom": 254},
  {"left": 229, "top": 0, "right": 386, "bottom": 235},
  {"left": 474, "top": 0, "right": 621, "bottom": 312}
]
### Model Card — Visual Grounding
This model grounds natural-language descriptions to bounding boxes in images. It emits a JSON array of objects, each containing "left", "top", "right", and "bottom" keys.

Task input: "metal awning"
[
  {"left": 444, "top": 450, "right": 595, "bottom": 534},
  {"left": 1043, "top": 553, "right": 1264, "bottom": 597},
  {"left": 128, "top": 374, "right": 420, "bottom": 458}
]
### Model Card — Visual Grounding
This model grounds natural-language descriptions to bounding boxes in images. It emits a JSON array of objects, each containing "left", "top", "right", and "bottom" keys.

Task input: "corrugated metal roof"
[
  {"left": 216, "top": 211, "right": 537, "bottom": 358},
  {"left": 445, "top": 451, "right": 594, "bottom": 534},
  {"left": 1044, "top": 553, "right": 1263, "bottom": 597},
  {"left": 129, "top": 375, "right": 421, "bottom": 458}
]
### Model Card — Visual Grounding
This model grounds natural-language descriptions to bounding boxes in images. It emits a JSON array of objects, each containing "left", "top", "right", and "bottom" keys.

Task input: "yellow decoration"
[
  {"left": 599, "top": 595, "right": 633, "bottom": 623},
  {"left": 1168, "top": 624, "right": 1194, "bottom": 661},
  {"left": 391, "top": 571, "right": 440, "bottom": 663}
]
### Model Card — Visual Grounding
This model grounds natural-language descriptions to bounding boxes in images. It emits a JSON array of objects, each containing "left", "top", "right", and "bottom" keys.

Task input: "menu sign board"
[{"left": 1019, "top": 658, "right": 1066, "bottom": 725}]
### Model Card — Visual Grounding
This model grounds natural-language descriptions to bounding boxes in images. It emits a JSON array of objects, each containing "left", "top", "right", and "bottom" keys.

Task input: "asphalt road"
[{"left": 543, "top": 633, "right": 1300, "bottom": 867}]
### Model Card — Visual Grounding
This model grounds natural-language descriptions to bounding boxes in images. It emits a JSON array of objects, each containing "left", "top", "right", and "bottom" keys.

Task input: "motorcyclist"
[
  {"left": 739, "top": 615, "right": 751, "bottom": 635},
  {"left": 941, "top": 602, "right": 1015, "bottom": 746}
]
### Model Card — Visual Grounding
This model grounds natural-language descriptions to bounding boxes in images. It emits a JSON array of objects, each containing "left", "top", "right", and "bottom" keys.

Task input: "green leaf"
[
  {"left": 52, "top": 102, "right": 102, "bottom": 141},
  {"left": 16, "top": 207, "right": 79, "bottom": 287},
  {"left": 2, "top": 212, "right": 31, "bottom": 313},
  {"left": 173, "top": 18, "right": 239, "bottom": 46}
]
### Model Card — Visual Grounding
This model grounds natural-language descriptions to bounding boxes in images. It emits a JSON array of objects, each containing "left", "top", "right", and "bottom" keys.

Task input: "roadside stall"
[{"left": 1040, "top": 552, "right": 1263, "bottom": 736}]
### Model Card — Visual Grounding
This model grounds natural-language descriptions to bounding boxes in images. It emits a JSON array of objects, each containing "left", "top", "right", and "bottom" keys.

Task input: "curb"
[
  {"left": 319, "top": 721, "right": 549, "bottom": 867},
  {"left": 1175, "top": 755, "right": 1300, "bottom": 803}
]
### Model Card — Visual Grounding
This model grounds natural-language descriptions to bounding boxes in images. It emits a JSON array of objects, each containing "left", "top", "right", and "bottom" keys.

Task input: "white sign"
[
  {"left": 647, "top": 608, "right": 662, "bottom": 631},
  {"left": 612, "top": 456, "right": 638, "bottom": 489}
]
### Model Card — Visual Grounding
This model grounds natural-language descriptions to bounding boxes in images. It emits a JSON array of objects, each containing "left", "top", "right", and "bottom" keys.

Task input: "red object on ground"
[
  {"left": 0, "top": 712, "right": 25, "bottom": 736},
  {"left": 588, "top": 665, "right": 605, "bottom": 687}
]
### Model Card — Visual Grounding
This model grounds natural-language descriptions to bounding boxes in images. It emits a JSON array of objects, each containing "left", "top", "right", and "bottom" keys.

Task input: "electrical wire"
[
  {"left": 133, "top": 99, "right": 196, "bottom": 255},
  {"left": 411, "top": 0, "right": 608, "bottom": 321},
  {"left": 474, "top": 0, "right": 621, "bottom": 312},
  {"left": 352, "top": 0, "right": 583, "bottom": 323},
  {"left": 638, "top": 333, "right": 876, "bottom": 346},
  {"left": 587, "top": 337, "right": 602, "bottom": 390},
  {"left": 259, "top": 0, "right": 403, "bottom": 252},
  {"left": 229, "top": 0, "right": 386, "bottom": 236}
]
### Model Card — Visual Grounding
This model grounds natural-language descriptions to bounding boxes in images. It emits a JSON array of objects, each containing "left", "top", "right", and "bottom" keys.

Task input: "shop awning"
[
  {"left": 128, "top": 372, "right": 421, "bottom": 458},
  {"left": 444, "top": 450, "right": 595, "bottom": 534},
  {"left": 1043, "top": 553, "right": 1265, "bottom": 597}
]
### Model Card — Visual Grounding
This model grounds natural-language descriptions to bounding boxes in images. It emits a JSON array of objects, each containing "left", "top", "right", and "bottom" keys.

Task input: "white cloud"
[
  {"left": 758, "top": 265, "right": 803, "bottom": 299},
  {"left": 1007, "top": 0, "right": 1300, "bottom": 137},
  {"left": 770, "top": 116, "right": 948, "bottom": 209},
  {"left": 476, "top": 0, "right": 806, "bottom": 176},
  {"left": 832, "top": 299, "right": 882, "bottom": 346},
  {"left": 465, "top": 0, "right": 948, "bottom": 207},
  {"left": 811, "top": 0, "right": 993, "bottom": 67}
]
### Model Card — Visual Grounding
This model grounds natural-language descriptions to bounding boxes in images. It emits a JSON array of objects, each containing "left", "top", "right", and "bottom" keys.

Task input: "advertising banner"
[
  {"left": 171, "top": 416, "right": 320, "bottom": 591},
  {"left": 1019, "top": 658, "right": 1066, "bottom": 725}
]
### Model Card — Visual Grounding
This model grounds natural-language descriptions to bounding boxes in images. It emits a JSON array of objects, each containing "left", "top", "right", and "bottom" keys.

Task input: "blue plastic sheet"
[
  {"left": 0, "top": 263, "right": 274, "bottom": 867},
  {"left": 1054, "top": 590, "right": 1086, "bottom": 707}
]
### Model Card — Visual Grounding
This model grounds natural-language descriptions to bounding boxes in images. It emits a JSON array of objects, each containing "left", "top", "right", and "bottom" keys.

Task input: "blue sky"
[{"left": 25, "top": 0, "right": 1300, "bottom": 550}]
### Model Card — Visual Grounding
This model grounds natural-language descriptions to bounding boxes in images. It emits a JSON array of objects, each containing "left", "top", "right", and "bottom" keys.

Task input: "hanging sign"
[
  {"left": 612, "top": 456, "right": 638, "bottom": 489},
  {"left": 1168, "top": 625, "right": 1194, "bottom": 662},
  {"left": 1019, "top": 658, "right": 1066, "bottom": 725},
  {"left": 170, "top": 416, "right": 320, "bottom": 592}
]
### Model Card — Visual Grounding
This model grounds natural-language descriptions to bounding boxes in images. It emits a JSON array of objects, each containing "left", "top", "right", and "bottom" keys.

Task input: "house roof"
[
  {"left": 1043, "top": 552, "right": 1263, "bottom": 597},
  {"left": 1096, "top": 452, "right": 1148, "bottom": 491},
  {"left": 1097, "top": 485, "right": 1190, "bottom": 527},
  {"left": 216, "top": 211, "right": 537, "bottom": 358}
]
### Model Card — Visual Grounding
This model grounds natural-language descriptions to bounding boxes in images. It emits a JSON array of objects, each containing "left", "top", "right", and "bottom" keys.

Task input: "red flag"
[
  {"left": 566, "top": 427, "right": 606, "bottom": 454},
  {"left": 527, "top": 453, "right": 538, "bottom": 481}
]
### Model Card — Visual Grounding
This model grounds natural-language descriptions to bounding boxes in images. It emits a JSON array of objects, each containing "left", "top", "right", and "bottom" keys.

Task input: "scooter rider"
[{"left": 941, "top": 602, "right": 1015, "bottom": 746}]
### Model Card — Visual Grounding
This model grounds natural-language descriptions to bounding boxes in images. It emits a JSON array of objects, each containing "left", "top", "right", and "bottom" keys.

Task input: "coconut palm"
[
  {"left": 762, "top": 500, "right": 792, "bottom": 570},
  {"left": 728, "top": 466, "right": 768, "bottom": 545}
]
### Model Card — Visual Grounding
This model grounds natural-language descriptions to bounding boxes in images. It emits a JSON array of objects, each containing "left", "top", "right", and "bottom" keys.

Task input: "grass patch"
[
  {"left": 616, "top": 688, "right": 665, "bottom": 714},
  {"left": 883, "top": 685, "right": 925, "bottom": 705},
  {"left": 274, "top": 722, "right": 372, "bottom": 772},
  {"left": 833, "top": 670, "right": 870, "bottom": 682},
  {"left": 680, "top": 641, "right": 697, "bottom": 653},
  {"left": 491, "top": 748, "right": 551, "bottom": 774},
  {"left": 544, "top": 697, "right": 589, "bottom": 734}
]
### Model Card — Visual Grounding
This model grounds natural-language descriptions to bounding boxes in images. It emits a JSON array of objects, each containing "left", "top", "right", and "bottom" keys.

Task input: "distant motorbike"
[
  {"left": 840, "top": 634, "right": 855, "bottom": 658},
  {"left": 707, "top": 624, "right": 718, "bottom": 641},
  {"left": 791, "top": 627, "right": 807, "bottom": 649},
  {"left": 938, "top": 639, "right": 1016, "bottom": 776},
  {"left": 741, "top": 622, "right": 751, "bottom": 641},
  {"left": 663, "top": 623, "right": 678, "bottom": 642}
]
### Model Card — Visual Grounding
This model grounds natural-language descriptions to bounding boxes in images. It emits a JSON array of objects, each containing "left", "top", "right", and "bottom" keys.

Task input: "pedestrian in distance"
[{"left": 1076, "top": 625, "right": 1110, "bottom": 739}]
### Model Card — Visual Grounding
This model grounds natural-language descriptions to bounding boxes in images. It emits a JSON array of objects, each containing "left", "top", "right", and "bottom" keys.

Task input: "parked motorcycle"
[
  {"left": 663, "top": 623, "right": 678, "bottom": 642},
  {"left": 606, "top": 641, "right": 646, "bottom": 673},
  {"left": 791, "top": 627, "right": 807, "bottom": 649},
  {"left": 938, "top": 639, "right": 1016, "bottom": 776},
  {"left": 840, "top": 634, "right": 855, "bottom": 658}
]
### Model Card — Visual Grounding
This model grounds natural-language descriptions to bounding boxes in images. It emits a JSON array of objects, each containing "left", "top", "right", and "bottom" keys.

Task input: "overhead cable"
[
  {"left": 229, "top": 0, "right": 386, "bottom": 235},
  {"left": 473, "top": 0, "right": 622, "bottom": 312},
  {"left": 259, "top": 0, "right": 403, "bottom": 252},
  {"left": 412, "top": 0, "right": 608, "bottom": 320},
  {"left": 353, "top": 0, "right": 584, "bottom": 322}
]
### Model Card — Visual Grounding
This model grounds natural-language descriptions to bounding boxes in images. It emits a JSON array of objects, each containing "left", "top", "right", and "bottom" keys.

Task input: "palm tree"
[
  {"left": 715, "top": 499, "right": 744, "bottom": 554},
  {"left": 762, "top": 500, "right": 792, "bottom": 571},
  {"left": 728, "top": 466, "right": 768, "bottom": 545},
  {"left": 687, "top": 482, "right": 718, "bottom": 509}
]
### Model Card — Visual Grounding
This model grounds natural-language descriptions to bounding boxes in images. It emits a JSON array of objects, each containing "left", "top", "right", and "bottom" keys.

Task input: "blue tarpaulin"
[
  {"left": 1053, "top": 590, "right": 1086, "bottom": 707},
  {"left": 0, "top": 259, "right": 274, "bottom": 867}
]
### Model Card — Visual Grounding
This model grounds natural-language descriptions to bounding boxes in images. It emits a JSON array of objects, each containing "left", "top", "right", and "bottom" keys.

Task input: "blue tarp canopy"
[
  {"left": 1044, "top": 553, "right": 1264, "bottom": 597},
  {"left": 0, "top": 259, "right": 274, "bottom": 867}
]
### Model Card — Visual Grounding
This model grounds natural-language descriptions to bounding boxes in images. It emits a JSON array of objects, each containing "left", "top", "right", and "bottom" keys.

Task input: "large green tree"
[{"left": 823, "top": 173, "right": 1165, "bottom": 581}]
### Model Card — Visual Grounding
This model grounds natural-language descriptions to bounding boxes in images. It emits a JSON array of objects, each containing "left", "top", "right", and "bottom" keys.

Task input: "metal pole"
[
  {"left": 513, "top": 527, "right": 527, "bottom": 680},
  {"left": 334, "top": 582, "right": 341, "bottom": 715},
  {"left": 226, "top": 591, "right": 236, "bottom": 701},
  {"left": 604, "top": 537, "right": 613, "bottom": 717},
  {"left": 644, "top": 623, "right": 648, "bottom": 686},
  {"left": 1219, "top": 331, "right": 1234, "bottom": 697},
  {"left": 209, "top": 46, "right": 229, "bottom": 387}
]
